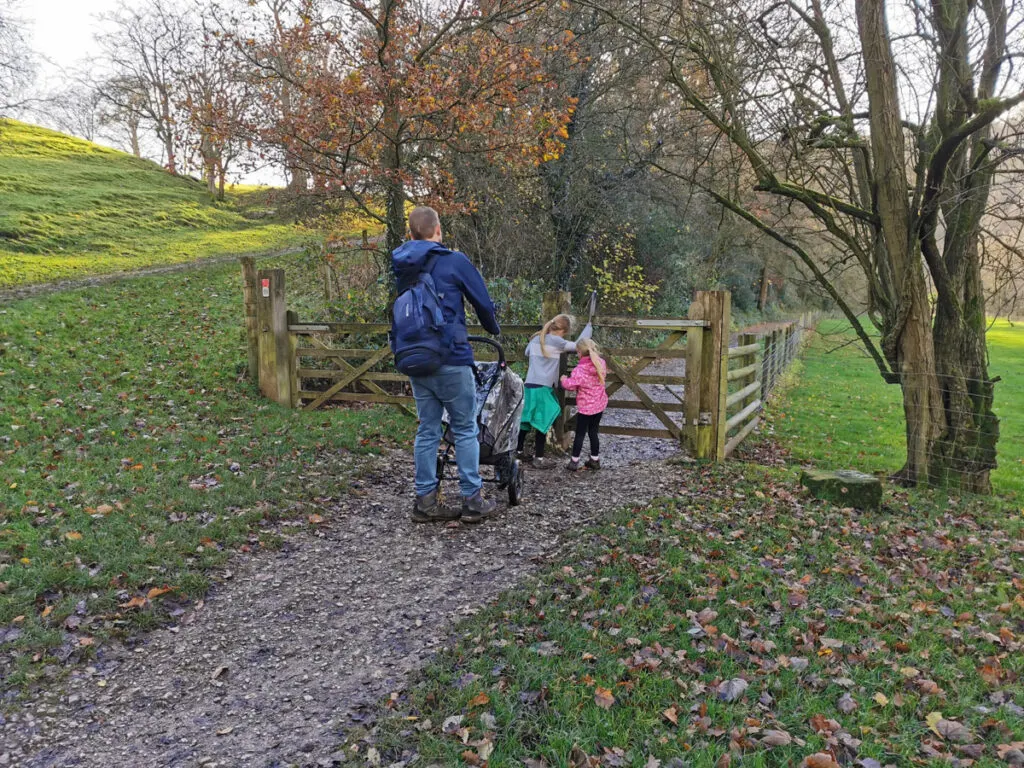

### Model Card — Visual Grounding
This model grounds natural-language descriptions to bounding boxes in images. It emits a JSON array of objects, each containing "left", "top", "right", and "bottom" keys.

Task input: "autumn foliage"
[{"left": 231, "top": 0, "right": 576, "bottom": 247}]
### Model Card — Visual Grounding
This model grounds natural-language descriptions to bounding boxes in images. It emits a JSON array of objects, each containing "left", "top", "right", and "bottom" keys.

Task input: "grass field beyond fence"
[
  {"left": 767, "top": 318, "right": 1023, "bottom": 500},
  {"left": 0, "top": 119, "right": 304, "bottom": 288},
  {"left": 0, "top": 259, "right": 409, "bottom": 686}
]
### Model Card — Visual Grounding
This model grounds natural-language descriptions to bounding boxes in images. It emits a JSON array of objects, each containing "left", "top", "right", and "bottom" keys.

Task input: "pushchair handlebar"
[{"left": 468, "top": 335, "right": 506, "bottom": 368}]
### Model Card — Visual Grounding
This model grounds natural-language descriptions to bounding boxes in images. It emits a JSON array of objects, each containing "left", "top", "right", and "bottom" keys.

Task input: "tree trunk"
[
  {"left": 381, "top": 100, "right": 405, "bottom": 253},
  {"left": 218, "top": 165, "right": 226, "bottom": 202},
  {"left": 758, "top": 259, "right": 770, "bottom": 310},
  {"left": 893, "top": 277, "right": 945, "bottom": 486},
  {"left": 930, "top": 282, "right": 999, "bottom": 493},
  {"left": 856, "top": 0, "right": 946, "bottom": 486},
  {"left": 128, "top": 118, "right": 141, "bottom": 158}
]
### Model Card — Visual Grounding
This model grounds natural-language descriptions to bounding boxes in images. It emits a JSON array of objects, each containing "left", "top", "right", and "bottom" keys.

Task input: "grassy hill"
[{"left": 0, "top": 119, "right": 304, "bottom": 288}]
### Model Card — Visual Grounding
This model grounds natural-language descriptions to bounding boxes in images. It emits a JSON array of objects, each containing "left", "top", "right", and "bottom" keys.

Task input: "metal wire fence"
[{"left": 746, "top": 317, "right": 1023, "bottom": 499}]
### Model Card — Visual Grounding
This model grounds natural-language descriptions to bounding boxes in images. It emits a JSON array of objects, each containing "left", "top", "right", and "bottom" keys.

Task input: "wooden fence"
[{"left": 244, "top": 263, "right": 811, "bottom": 460}]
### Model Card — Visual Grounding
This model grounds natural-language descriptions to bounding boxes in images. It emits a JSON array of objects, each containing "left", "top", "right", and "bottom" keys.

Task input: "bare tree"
[
  {"left": 582, "top": 0, "right": 1024, "bottom": 491},
  {"left": 0, "top": 0, "right": 35, "bottom": 114},
  {"left": 96, "top": 0, "right": 193, "bottom": 174}
]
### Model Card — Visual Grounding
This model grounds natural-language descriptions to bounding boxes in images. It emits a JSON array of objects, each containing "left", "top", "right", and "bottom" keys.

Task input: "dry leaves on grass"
[{"left": 594, "top": 686, "right": 615, "bottom": 710}]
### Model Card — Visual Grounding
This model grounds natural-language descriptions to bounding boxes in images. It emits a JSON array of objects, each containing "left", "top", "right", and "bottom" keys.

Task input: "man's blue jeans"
[{"left": 410, "top": 365, "right": 481, "bottom": 498}]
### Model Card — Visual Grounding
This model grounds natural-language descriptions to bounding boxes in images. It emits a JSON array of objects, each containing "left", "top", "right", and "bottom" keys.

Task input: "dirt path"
[
  {"left": 4, "top": 449, "right": 689, "bottom": 768},
  {"left": 0, "top": 248, "right": 303, "bottom": 305}
]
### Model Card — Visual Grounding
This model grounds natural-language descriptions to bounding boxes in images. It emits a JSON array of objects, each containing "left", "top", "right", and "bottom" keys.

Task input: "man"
[{"left": 392, "top": 206, "right": 501, "bottom": 523}]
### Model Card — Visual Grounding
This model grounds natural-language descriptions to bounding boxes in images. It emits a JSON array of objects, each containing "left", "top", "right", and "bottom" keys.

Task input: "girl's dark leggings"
[
  {"left": 517, "top": 428, "right": 547, "bottom": 458},
  {"left": 572, "top": 411, "right": 603, "bottom": 459}
]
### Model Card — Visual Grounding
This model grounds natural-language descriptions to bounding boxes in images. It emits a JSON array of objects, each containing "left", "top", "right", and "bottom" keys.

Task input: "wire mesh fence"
[{"left": 746, "top": 316, "right": 1023, "bottom": 499}]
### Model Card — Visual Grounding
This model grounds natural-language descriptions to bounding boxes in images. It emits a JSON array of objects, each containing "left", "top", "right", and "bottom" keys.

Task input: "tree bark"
[
  {"left": 758, "top": 259, "right": 770, "bottom": 311},
  {"left": 856, "top": 0, "right": 945, "bottom": 486}
]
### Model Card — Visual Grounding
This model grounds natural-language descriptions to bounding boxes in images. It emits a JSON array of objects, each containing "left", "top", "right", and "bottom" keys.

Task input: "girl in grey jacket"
[{"left": 516, "top": 314, "right": 593, "bottom": 467}]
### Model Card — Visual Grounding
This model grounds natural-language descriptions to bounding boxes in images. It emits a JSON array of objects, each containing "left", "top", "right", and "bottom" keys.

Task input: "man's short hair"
[{"left": 408, "top": 206, "right": 441, "bottom": 240}]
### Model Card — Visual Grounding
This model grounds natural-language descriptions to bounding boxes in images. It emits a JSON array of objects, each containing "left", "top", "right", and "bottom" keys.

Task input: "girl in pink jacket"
[{"left": 560, "top": 338, "right": 609, "bottom": 471}]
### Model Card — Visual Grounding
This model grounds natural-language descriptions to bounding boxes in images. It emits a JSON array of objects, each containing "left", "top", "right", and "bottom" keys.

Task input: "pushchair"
[{"left": 438, "top": 337, "right": 526, "bottom": 506}]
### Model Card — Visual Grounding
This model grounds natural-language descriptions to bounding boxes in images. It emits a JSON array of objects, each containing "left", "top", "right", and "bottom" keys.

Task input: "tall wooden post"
[
  {"left": 686, "top": 291, "right": 730, "bottom": 461},
  {"left": 240, "top": 256, "right": 260, "bottom": 382},
  {"left": 257, "top": 268, "right": 293, "bottom": 407},
  {"left": 761, "top": 330, "right": 775, "bottom": 400}
]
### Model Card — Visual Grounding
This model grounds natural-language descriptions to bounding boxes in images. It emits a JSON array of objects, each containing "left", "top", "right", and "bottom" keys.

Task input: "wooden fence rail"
[{"left": 245, "top": 261, "right": 813, "bottom": 461}]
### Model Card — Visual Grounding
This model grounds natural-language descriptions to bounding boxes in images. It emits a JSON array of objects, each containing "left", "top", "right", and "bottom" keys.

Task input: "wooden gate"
[{"left": 246, "top": 265, "right": 808, "bottom": 460}]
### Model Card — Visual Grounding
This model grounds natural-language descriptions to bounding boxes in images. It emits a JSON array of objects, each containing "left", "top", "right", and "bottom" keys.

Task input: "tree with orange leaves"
[{"left": 227, "top": 0, "right": 575, "bottom": 250}]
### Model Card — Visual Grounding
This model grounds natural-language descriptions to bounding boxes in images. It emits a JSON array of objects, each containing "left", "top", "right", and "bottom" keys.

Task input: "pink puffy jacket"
[{"left": 560, "top": 356, "right": 609, "bottom": 416}]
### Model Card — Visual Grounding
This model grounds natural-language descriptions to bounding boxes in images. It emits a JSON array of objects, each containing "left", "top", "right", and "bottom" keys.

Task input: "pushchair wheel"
[{"left": 508, "top": 458, "right": 524, "bottom": 506}]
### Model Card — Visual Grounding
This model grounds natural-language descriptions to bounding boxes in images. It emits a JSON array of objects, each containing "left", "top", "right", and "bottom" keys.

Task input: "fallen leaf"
[
  {"left": 838, "top": 693, "right": 858, "bottom": 714},
  {"left": 935, "top": 718, "right": 973, "bottom": 743},
  {"left": 468, "top": 692, "right": 490, "bottom": 707},
  {"left": 78, "top": 636, "right": 94, "bottom": 646},
  {"left": 594, "top": 686, "right": 615, "bottom": 709},
  {"left": 762, "top": 729, "right": 793, "bottom": 747},
  {"left": 64, "top": 531, "right": 82, "bottom": 541},
  {"left": 147, "top": 586, "right": 174, "bottom": 600},
  {"left": 96, "top": 504, "right": 114, "bottom": 515},
  {"left": 872, "top": 692, "right": 889, "bottom": 707},
  {"left": 645, "top": 757, "right": 661, "bottom": 768},
  {"left": 441, "top": 715, "right": 464, "bottom": 734},
  {"left": 663, "top": 706, "right": 679, "bottom": 725},
  {"left": 41, "top": 605, "right": 53, "bottom": 619},
  {"left": 697, "top": 608, "right": 718, "bottom": 625},
  {"left": 718, "top": 678, "right": 749, "bottom": 702},
  {"left": 996, "top": 743, "right": 1024, "bottom": 766},
  {"left": 118, "top": 596, "right": 147, "bottom": 609},
  {"left": 800, "top": 754, "right": 840, "bottom": 768},
  {"left": 926, "top": 711, "right": 944, "bottom": 736},
  {"left": 307, "top": 514, "right": 325, "bottom": 525}
]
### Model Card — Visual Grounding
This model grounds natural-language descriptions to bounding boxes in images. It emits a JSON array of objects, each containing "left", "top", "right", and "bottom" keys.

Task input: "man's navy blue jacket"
[{"left": 391, "top": 240, "right": 500, "bottom": 367}]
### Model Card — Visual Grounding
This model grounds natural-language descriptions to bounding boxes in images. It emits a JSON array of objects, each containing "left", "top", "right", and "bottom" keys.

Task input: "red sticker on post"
[{"left": 261, "top": 278, "right": 270, "bottom": 297}]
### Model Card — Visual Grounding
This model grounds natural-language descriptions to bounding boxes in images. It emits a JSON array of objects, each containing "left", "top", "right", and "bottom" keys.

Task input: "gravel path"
[{"left": 4, "top": 448, "right": 689, "bottom": 768}]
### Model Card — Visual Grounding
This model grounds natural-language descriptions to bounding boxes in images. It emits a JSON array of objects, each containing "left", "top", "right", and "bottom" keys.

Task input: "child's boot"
[
  {"left": 585, "top": 457, "right": 601, "bottom": 470},
  {"left": 566, "top": 458, "right": 582, "bottom": 472}
]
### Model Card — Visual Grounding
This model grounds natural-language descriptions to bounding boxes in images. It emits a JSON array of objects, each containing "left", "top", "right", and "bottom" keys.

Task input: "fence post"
[
  {"left": 256, "top": 268, "right": 293, "bottom": 407},
  {"left": 686, "top": 290, "right": 730, "bottom": 460},
  {"left": 761, "top": 330, "right": 774, "bottom": 401},
  {"left": 240, "top": 256, "right": 260, "bottom": 382},
  {"left": 286, "top": 309, "right": 300, "bottom": 408},
  {"left": 739, "top": 332, "right": 758, "bottom": 412}
]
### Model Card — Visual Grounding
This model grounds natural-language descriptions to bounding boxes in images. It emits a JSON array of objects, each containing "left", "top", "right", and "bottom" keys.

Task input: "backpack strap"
[{"left": 421, "top": 251, "right": 442, "bottom": 279}]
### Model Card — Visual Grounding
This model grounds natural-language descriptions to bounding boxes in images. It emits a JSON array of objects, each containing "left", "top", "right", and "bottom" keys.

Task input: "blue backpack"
[{"left": 390, "top": 253, "right": 447, "bottom": 377}]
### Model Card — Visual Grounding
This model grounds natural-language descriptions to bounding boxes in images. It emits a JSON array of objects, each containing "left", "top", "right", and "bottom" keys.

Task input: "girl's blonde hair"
[
  {"left": 533, "top": 313, "right": 573, "bottom": 358},
  {"left": 576, "top": 338, "right": 606, "bottom": 383}
]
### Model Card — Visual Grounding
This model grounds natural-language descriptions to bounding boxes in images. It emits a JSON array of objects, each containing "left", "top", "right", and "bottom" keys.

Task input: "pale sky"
[{"left": 22, "top": 0, "right": 125, "bottom": 79}]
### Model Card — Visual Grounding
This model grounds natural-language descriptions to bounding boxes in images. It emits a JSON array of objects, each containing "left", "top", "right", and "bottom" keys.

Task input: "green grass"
[
  {"left": 0, "top": 119, "right": 305, "bottom": 288},
  {"left": 367, "top": 464, "right": 1023, "bottom": 767},
  {"left": 767, "top": 318, "right": 1024, "bottom": 499},
  {"left": 0, "top": 259, "right": 411, "bottom": 686}
]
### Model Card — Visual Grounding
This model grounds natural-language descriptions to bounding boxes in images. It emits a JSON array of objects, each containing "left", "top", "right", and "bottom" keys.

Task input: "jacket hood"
[{"left": 392, "top": 240, "right": 451, "bottom": 286}]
